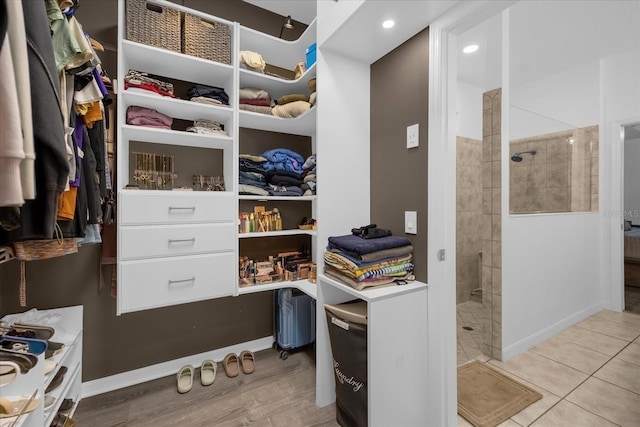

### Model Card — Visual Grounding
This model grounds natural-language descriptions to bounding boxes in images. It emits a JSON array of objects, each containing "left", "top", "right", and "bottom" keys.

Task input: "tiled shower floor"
[{"left": 457, "top": 300, "right": 487, "bottom": 365}]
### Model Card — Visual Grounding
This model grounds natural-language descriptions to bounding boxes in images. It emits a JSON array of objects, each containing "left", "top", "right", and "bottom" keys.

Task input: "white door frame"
[
  {"left": 607, "top": 118, "right": 640, "bottom": 312},
  {"left": 428, "top": 1, "right": 514, "bottom": 425}
]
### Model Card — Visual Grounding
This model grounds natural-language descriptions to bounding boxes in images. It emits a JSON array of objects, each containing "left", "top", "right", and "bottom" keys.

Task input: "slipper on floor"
[
  {"left": 176, "top": 365, "right": 193, "bottom": 394},
  {"left": 200, "top": 360, "right": 217, "bottom": 386},
  {"left": 239, "top": 350, "right": 255, "bottom": 375},
  {"left": 223, "top": 353, "right": 239, "bottom": 378}
]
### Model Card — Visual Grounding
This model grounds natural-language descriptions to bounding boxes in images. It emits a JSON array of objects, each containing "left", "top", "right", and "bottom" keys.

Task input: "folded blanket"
[
  {"left": 268, "top": 184, "right": 303, "bottom": 196},
  {"left": 239, "top": 154, "right": 267, "bottom": 162},
  {"left": 262, "top": 148, "right": 305, "bottom": 174},
  {"left": 272, "top": 100, "right": 311, "bottom": 118},
  {"left": 239, "top": 104, "right": 272, "bottom": 115},
  {"left": 240, "top": 99, "right": 272, "bottom": 107},
  {"left": 238, "top": 184, "right": 269, "bottom": 196},
  {"left": 239, "top": 87, "right": 271, "bottom": 100},
  {"left": 324, "top": 265, "right": 407, "bottom": 291},
  {"left": 277, "top": 94, "right": 309, "bottom": 105},
  {"left": 126, "top": 106, "right": 172, "bottom": 128},
  {"left": 328, "top": 234, "right": 413, "bottom": 255},
  {"left": 187, "top": 84, "right": 229, "bottom": 105},
  {"left": 324, "top": 250, "right": 413, "bottom": 280}
]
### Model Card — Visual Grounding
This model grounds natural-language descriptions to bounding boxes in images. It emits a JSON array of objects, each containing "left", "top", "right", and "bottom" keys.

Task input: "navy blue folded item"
[
  {"left": 328, "top": 234, "right": 412, "bottom": 255},
  {"left": 187, "top": 84, "right": 229, "bottom": 105}
]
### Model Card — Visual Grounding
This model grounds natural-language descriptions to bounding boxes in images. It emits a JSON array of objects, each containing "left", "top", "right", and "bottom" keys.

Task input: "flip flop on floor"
[
  {"left": 239, "top": 350, "right": 255, "bottom": 375},
  {"left": 223, "top": 353, "right": 239, "bottom": 378}
]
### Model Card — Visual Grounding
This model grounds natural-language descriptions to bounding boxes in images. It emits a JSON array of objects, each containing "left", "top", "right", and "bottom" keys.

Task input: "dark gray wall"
[
  {"left": 370, "top": 28, "right": 429, "bottom": 282},
  {"left": 0, "top": 0, "right": 308, "bottom": 382}
]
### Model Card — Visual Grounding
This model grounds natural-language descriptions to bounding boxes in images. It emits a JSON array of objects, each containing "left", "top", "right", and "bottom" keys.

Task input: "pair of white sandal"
[{"left": 176, "top": 360, "right": 216, "bottom": 394}]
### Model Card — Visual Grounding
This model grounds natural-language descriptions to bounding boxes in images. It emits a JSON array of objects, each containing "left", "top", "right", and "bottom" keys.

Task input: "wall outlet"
[
  {"left": 407, "top": 123, "right": 419, "bottom": 149},
  {"left": 405, "top": 211, "right": 417, "bottom": 234}
]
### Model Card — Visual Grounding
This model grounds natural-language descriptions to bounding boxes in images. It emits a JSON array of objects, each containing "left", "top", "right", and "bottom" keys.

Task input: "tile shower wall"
[
  {"left": 509, "top": 126, "right": 599, "bottom": 213},
  {"left": 456, "top": 137, "right": 483, "bottom": 304},
  {"left": 482, "top": 88, "right": 502, "bottom": 359}
]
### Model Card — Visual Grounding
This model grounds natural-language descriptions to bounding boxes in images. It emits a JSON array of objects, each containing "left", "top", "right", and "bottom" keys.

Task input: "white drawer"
[
  {"left": 119, "top": 192, "right": 235, "bottom": 225},
  {"left": 119, "top": 223, "right": 235, "bottom": 260},
  {"left": 118, "top": 253, "right": 235, "bottom": 313}
]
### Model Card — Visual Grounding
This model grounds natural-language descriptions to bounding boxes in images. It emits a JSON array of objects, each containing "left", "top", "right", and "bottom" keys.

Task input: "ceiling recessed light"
[
  {"left": 463, "top": 44, "right": 479, "bottom": 54},
  {"left": 382, "top": 20, "right": 395, "bottom": 29}
]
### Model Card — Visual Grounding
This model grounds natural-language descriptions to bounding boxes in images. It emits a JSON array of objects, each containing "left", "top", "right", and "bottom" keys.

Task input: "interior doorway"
[
  {"left": 623, "top": 123, "right": 640, "bottom": 314},
  {"left": 454, "top": 13, "right": 503, "bottom": 365}
]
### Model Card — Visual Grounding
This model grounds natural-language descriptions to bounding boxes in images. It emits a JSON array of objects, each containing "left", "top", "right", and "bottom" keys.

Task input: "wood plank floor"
[{"left": 74, "top": 347, "right": 339, "bottom": 426}]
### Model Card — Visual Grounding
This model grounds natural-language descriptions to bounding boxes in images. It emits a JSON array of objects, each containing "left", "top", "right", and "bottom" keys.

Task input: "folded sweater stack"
[
  {"left": 239, "top": 87, "right": 273, "bottom": 115},
  {"left": 126, "top": 106, "right": 172, "bottom": 130},
  {"left": 324, "top": 233, "right": 414, "bottom": 291}
]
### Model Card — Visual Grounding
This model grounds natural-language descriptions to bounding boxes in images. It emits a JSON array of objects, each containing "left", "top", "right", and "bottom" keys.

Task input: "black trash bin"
[{"left": 325, "top": 301, "right": 368, "bottom": 427}]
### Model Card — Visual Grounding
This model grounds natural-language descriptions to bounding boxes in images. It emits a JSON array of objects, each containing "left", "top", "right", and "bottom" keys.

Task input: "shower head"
[{"left": 510, "top": 149, "right": 537, "bottom": 162}]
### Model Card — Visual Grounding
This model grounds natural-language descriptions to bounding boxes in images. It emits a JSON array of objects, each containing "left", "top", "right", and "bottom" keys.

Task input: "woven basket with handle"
[
  {"left": 182, "top": 13, "right": 231, "bottom": 64},
  {"left": 126, "top": 0, "right": 181, "bottom": 53}
]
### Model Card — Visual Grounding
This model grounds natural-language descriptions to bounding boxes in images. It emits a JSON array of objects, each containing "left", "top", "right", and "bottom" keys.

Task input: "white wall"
[
  {"left": 316, "top": 0, "right": 365, "bottom": 47},
  {"left": 501, "top": 0, "right": 640, "bottom": 357},
  {"left": 510, "top": 61, "right": 599, "bottom": 140},
  {"left": 624, "top": 137, "right": 640, "bottom": 223},
  {"left": 456, "top": 80, "right": 483, "bottom": 140},
  {"left": 315, "top": 47, "right": 371, "bottom": 407}
]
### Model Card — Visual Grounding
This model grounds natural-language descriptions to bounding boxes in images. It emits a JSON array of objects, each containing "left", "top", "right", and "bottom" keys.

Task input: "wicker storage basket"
[
  {"left": 126, "top": 0, "right": 181, "bottom": 53},
  {"left": 182, "top": 13, "right": 231, "bottom": 64}
]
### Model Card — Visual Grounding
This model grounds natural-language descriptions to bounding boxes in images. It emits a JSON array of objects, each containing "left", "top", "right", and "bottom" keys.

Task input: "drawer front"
[
  {"left": 119, "top": 192, "right": 235, "bottom": 225},
  {"left": 119, "top": 223, "right": 235, "bottom": 260},
  {"left": 118, "top": 253, "right": 235, "bottom": 313}
]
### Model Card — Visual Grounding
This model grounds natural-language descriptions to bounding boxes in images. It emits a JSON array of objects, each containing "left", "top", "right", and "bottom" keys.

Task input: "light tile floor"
[
  {"left": 457, "top": 308, "right": 640, "bottom": 426},
  {"left": 457, "top": 300, "right": 487, "bottom": 365}
]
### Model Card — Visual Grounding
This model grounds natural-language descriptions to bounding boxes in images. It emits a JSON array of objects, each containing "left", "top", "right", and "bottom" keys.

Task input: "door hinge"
[{"left": 437, "top": 249, "right": 445, "bottom": 262}]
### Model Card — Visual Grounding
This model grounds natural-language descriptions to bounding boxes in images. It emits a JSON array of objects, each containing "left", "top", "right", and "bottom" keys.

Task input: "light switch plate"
[
  {"left": 405, "top": 211, "right": 417, "bottom": 234},
  {"left": 407, "top": 124, "right": 419, "bottom": 149}
]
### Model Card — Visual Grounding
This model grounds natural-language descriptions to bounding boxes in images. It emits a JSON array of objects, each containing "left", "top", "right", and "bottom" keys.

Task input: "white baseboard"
[
  {"left": 500, "top": 302, "right": 604, "bottom": 361},
  {"left": 81, "top": 336, "right": 274, "bottom": 398}
]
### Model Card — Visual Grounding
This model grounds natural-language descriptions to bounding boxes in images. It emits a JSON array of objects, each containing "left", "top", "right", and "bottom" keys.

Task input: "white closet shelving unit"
[
  {"left": 236, "top": 19, "right": 318, "bottom": 299},
  {"left": 116, "top": 0, "right": 238, "bottom": 314},
  {"left": 116, "top": 0, "right": 318, "bottom": 310},
  {"left": 1, "top": 306, "right": 83, "bottom": 427}
]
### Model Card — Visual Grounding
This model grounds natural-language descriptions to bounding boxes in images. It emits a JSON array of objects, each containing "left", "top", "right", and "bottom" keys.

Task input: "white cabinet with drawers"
[{"left": 116, "top": 0, "right": 237, "bottom": 314}]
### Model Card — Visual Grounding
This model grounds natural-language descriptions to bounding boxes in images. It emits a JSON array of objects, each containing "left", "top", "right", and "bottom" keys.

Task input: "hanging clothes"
[{"left": 0, "top": 0, "right": 69, "bottom": 243}]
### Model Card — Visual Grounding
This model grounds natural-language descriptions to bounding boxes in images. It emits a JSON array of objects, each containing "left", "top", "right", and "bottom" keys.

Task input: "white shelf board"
[
  {"left": 121, "top": 91, "right": 233, "bottom": 125},
  {"left": 239, "top": 279, "right": 317, "bottom": 299},
  {"left": 318, "top": 273, "right": 428, "bottom": 303},
  {"left": 119, "top": 189, "right": 234, "bottom": 198},
  {"left": 122, "top": 125, "right": 233, "bottom": 150},
  {"left": 239, "top": 63, "right": 316, "bottom": 99},
  {"left": 239, "top": 107, "right": 316, "bottom": 136},
  {"left": 239, "top": 19, "right": 316, "bottom": 70},
  {"left": 121, "top": 40, "right": 234, "bottom": 89},
  {"left": 239, "top": 229, "right": 316, "bottom": 238},
  {"left": 239, "top": 195, "right": 316, "bottom": 201}
]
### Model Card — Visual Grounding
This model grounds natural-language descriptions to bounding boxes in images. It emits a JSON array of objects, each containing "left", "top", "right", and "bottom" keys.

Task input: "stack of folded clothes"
[
  {"left": 262, "top": 148, "right": 305, "bottom": 196},
  {"left": 187, "top": 84, "right": 230, "bottom": 107},
  {"left": 239, "top": 154, "right": 269, "bottom": 196},
  {"left": 124, "top": 69, "right": 175, "bottom": 97},
  {"left": 324, "top": 228, "right": 414, "bottom": 291},
  {"left": 302, "top": 154, "right": 316, "bottom": 196},
  {"left": 239, "top": 87, "right": 273, "bottom": 115},
  {"left": 186, "top": 119, "right": 227, "bottom": 136},
  {"left": 126, "top": 106, "right": 173, "bottom": 130},
  {"left": 272, "top": 93, "right": 311, "bottom": 118}
]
